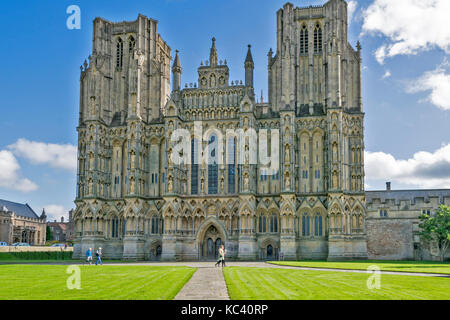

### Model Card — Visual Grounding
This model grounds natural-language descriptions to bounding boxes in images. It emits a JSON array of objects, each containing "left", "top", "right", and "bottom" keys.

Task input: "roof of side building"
[
  {"left": 366, "top": 189, "right": 450, "bottom": 205},
  {"left": 0, "top": 199, "right": 40, "bottom": 219}
]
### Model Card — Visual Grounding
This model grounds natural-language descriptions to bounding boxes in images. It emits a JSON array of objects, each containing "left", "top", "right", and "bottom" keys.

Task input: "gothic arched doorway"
[
  {"left": 200, "top": 225, "right": 223, "bottom": 261},
  {"left": 267, "top": 245, "right": 273, "bottom": 260},
  {"left": 156, "top": 246, "right": 162, "bottom": 261}
]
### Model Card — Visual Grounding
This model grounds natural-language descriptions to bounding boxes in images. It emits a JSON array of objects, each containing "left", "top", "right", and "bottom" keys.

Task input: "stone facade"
[
  {"left": 0, "top": 200, "right": 46, "bottom": 246},
  {"left": 73, "top": 0, "right": 368, "bottom": 261},
  {"left": 48, "top": 210, "right": 75, "bottom": 243},
  {"left": 366, "top": 186, "right": 450, "bottom": 261}
]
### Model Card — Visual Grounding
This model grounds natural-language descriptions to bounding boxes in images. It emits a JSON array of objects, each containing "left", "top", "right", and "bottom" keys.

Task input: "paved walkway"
[{"left": 174, "top": 265, "right": 229, "bottom": 300}]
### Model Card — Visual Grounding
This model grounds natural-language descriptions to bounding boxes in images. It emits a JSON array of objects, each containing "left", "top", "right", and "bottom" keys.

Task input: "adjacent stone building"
[
  {"left": 47, "top": 209, "right": 75, "bottom": 243},
  {"left": 366, "top": 183, "right": 450, "bottom": 261},
  {"left": 73, "top": 0, "right": 369, "bottom": 261},
  {"left": 0, "top": 199, "right": 46, "bottom": 245}
]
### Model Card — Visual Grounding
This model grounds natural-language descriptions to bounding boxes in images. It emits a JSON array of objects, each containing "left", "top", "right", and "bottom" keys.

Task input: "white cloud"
[
  {"left": 382, "top": 70, "right": 391, "bottom": 79},
  {"left": 44, "top": 204, "right": 69, "bottom": 222},
  {"left": 8, "top": 139, "right": 77, "bottom": 172},
  {"left": 362, "top": 0, "right": 450, "bottom": 64},
  {"left": 0, "top": 150, "right": 38, "bottom": 192},
  {"left": 347, "top": 1, "right": 357, "bottom": 23},
  {"left": 407, "top": 59, "right": 450, "bottom": 110},
  {"left": 365, "top": 143, "right": 450, "bottom": 189}
]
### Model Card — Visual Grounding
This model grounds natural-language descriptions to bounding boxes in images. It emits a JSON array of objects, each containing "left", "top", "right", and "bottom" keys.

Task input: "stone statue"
[
  {"left": 168, "top": 176, "right": 173, "bottom": 192},
  {"left": 332, "top": 172, "right": 338, "bottom": 189},
  {"left": 131, "top": 151, "right": 136, "bottom": 169},
  {"left": 245, "top": 145, "right": 249, "bottom": 164},
  {"left": 285, "top": 144, "right": 290, "bottom": 162},
  {"left": 244, "top": 173, "right": 249, "bottom": 190},
  {"left": 332, "top": 143, "right": 338, "bottom": 161},
  {"left": 89, "top": 153, "right": 94, "bottom": 170}
]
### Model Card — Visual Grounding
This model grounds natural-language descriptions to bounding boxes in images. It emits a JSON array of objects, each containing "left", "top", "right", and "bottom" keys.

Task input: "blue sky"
[{"left": 0, "top": 0, "right": 449, "bottom": 221}]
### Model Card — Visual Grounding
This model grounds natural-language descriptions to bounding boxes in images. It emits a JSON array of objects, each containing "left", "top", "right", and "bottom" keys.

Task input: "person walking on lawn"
[
  {"left": 86, "top": 248, "right": 93, "bottom": 265},
  {"left": 221, "top": 245, "right": 227, "bottom": 267},
  {"left": 95, "top": 247, "right": 103, "bottom": 265},
  {"left": 215, "top": 245, "right": 224, "bottom": 267}
]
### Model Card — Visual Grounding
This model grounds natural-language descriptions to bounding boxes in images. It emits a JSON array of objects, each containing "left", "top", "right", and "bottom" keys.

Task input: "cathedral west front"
[{"left": 73, "top": 0, "right": 369, "bottom": 261}]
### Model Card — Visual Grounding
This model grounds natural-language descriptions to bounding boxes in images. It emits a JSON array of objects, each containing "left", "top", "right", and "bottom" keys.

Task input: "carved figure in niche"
[
  {"left": 244, "top": 173, "right": 249, "bottom": 190},
  {"left": 332, "top": 142, "right": 338, "bottom": 161},
  {"left": 332, "top": 171, "right": 338, "bottom": 188},
  {"left": 285, "top": 144, "right": 290, "bottom": 163},
  {"left": 245, "top": 145, "right": 249, "bottom": 164},
  {"left": 131, "top": 151, "right": 136, "bottom": 169},
  {"left": 285, "top": 173, "right": 290, "bottom": 189},
  {"left": 168, "top": 176, "right": 173, "bottom": 192},
  {"left": 89, "top": 153, "right": 94, "bottom": 170},
  {"left": 168, "top": 148, "right": 173, "bottom": 165}
]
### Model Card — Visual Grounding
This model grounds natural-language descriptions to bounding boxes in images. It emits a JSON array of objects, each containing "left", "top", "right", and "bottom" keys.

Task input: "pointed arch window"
[
  {"left": 270, "top": 214, "right": 278, "bottom": 233},
  {"left": 208, "top": 135, "right": 218, "bottom": 194},
  {"left": 302, "top": 214, "right": 310, "bottom": 236},
  {"left": 227, "top": 137, "right": 236, "bottom": 194},
  {"left": 111, "top": 217, "right": 119, "bottom": 238},
  {"left": 128, "top": 36, "right": 135, "bottom": 54},
  {"left": 314, "top": 23, "right": 322, "bottom": 54},
  {"left": 116, "top": 38, "right": 123, "bottom": 69},
  {"left": 191, "top": 138, "right": 199, "bottom": 195},
  {"left": 314, "top": 214, "right": 323, "bottom": 236},
  {"left": 300, "top": 24, "right": 308, "bottom": 55},
  {"left": 152, "top": 215, "right": 160, "bottom": 234}
]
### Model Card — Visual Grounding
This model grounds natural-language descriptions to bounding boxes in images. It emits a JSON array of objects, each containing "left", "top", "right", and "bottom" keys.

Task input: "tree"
[
  {"left": 419, "top": 205, "right": 450, "bottom": 262},
  {"left": 46, "top": 225, "right": 53, "bottom": 241}
]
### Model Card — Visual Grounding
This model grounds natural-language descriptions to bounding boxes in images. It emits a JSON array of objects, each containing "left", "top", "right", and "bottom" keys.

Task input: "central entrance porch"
[{"left": 197, "top": 218, "right": 227, "bottom": 261}]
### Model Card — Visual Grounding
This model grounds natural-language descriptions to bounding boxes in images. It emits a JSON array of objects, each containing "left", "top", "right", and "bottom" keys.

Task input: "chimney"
[{"left": 386, "top": 182, "right": 391, "bottom": 191}]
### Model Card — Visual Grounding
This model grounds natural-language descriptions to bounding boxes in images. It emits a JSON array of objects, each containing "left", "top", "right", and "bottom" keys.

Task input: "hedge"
[{"left": 0, "top": 251, "right": 73, "bottom": 261}]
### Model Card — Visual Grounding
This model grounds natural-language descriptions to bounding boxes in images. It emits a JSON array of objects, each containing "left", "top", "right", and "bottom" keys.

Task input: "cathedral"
[{"left": 73, "top": 0, "right": 368, "bottom": 261}]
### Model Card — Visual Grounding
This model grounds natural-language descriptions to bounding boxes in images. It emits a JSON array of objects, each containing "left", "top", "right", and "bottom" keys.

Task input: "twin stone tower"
[{"left": 73, "top": 0, "right": 367, "bottom": 261}]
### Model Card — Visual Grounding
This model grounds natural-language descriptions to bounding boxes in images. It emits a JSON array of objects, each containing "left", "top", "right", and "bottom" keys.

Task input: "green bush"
[{"left": 0, "top": 251, "right": 73, "bottom": 261}]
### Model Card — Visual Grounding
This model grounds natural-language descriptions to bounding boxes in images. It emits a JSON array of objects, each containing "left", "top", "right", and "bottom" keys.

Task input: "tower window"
[
  {"left": 191, "top": 138, "right": 198, "bottom": 194},
  {"left": 300, "top": 25, "right": 308, "bottom": 55},
  {"left": 228, "top": 137, "right": 236, "bottom": 193},
  {"left": 129, "top": 36, "right": 135, "bottom": 54},
  {"left": 208, "top": 135, "right": 218, "bottom": 195},
  {"left": 314, "top": 24, "right": 322, "bottom": 54},
  {"left": 116, "top": 38, "right": 123, "bottom": 69}
]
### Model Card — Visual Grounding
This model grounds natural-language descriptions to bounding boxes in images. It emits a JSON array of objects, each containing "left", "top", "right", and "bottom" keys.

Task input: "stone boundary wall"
[
  {"left": 366, "top": 218, "right": 414, "bottom": 260},
  {"left": 0, "top": 246, "right": 73, "bottom": 253}
]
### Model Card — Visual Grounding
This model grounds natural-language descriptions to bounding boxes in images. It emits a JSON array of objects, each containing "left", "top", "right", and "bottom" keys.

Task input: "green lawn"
[
  {"left": 269, "top": 260, "right": 450, "bottom": 275},
  {"left": 0, "top": 265, "right": 195, "bottom": 300},
  {"left": 223, "top": 267, "right": 450, "bottom": 300}
]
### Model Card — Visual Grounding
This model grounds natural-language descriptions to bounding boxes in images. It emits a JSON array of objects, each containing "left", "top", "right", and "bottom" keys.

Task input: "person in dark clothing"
[{"left": 215, "top": 245, "right": 224, "bottom": 267}]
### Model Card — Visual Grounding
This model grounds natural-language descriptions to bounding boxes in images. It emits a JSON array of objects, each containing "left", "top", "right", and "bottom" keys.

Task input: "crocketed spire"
[
  {"left": 245, "top": 44, "right": 254, "bottom": 64},
  {"left": 210, "top": 37, "right": 218, "bottom": 67},
  {"left": 172, "top": 50, "right": 181, "bottom": 72}
]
